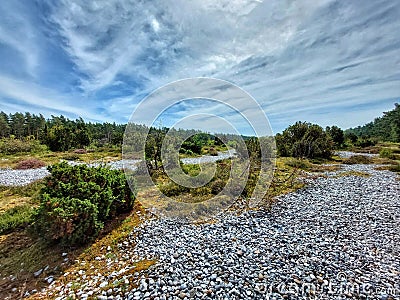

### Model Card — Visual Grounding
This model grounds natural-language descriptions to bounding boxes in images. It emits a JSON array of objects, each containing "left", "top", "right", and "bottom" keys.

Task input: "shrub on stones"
[{"left": 33, "top": 162, "right": 136, "bottom": 245}]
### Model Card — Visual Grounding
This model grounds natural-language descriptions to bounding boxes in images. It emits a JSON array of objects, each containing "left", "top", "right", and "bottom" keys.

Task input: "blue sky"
[{"left": 0, "top": 0, "right": 399, "bottom": 134}]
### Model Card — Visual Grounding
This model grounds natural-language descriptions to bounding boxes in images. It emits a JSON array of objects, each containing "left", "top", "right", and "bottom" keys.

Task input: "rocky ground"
[{"left": 34, "top": 157, "right": 400, "bottom": 300}]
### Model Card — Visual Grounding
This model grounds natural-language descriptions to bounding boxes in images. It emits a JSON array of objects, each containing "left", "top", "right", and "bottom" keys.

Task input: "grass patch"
[
  {"left": 343, "top": 155, "right": 373, "bottom": 165},
  {"left": 379, "top": 148, "right": 397, "bottom": 160},
  {"left": 0, "top": 181, "right": 43, "bottom": 213},
  {"left": 334, "top": 171, "right": 371, "bottom": 178},
  {"left": 308, "top": 164, "right": 342, "bottom": 172},
  {"left": 284, "top": 158, "right": 312, "bottom": 170},
  {"left": 375, "top": 163, "right": 400, "bottom": 173},
  {"left": 0, "top": 205, "right": 35, "bottom": 234},
  {"left": 283, "top": 157, "right": 341, "bottom": 173}
]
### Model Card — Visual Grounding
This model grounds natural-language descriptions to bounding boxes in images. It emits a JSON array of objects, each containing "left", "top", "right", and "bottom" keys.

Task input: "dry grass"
[
  {"left": 334, "top": 171, "right": 371, "bottom": 178},
  {"left": 0, "top": 181, "right": 43, "bottom": 213},
  {"left": 343, "top": 155, "right": 373, "bottom": 165}
]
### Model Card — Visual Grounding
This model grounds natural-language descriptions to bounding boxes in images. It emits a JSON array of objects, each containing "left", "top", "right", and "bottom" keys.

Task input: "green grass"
[
  {"left": 0, "top": 181, "right": 43, "bottom": 234},
  {"left": 284, "top": 158, "right": 312, "bottom": 170},
  {"left": 0, "top": 205, "right": 35, "bottom": 234}
]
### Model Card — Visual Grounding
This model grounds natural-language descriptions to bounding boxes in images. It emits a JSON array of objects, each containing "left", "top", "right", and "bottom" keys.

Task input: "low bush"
[
  {"left": 379, "top": 148, "right": 396, "bottom": 160},
  {"left": 0, "top": 205, "right": 34, "bottom": 234},
  {"left": 0, "top": 138, "right": 47, "bottom": 154},
  {"left": 389, "top": 164, "right": 400, "bottom": 173},
  {"left": 208, "top": 148, "right": 218, "bottom": 156},
  {"left": 285, "top": 158, "right": 311, "bottom": 170},
  {"left": 343, "top": 155, "right": 373, "bottom": 165},
  {"left": 182, "top": 164, "right": 201, "bottom": 176},
  {"left": 62, "top": 153, "right": 80, "bottom": 161},
  {"left": 190, "top": 186, "right": 212, "bottom": 197},
  {"left": 14, "top": 158, "right": 46, "bottom": 170},
  {"left": 33, "top": 162, "right": 136, "bottom": 246},
  {"left": 210, "top": 179, "right": 226, "bottom": 195},
  {"left": 73, "top": 148, "right": 87, "bottom": 154}
]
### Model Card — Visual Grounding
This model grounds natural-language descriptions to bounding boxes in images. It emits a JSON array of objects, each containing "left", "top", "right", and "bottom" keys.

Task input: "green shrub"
[
  {"left": 0, "top": 205, "right": 34, "bottom": 234},
  {"left": 355, "top": 138, "right": 376, "bottom": 148},
  {"left": 379, "top": 148, "right": 396, "bottom": 160},
  {"left": 276, "top": 122, "right": 333, "bottom": 159},
  {"left": 182, "top": 164, "right": 201, "bottom": 176},
  {"left": 33, "top": 162, "right": 136, "bottom": 245},
  {"left": 0, "top": 137, "right": 47, "bottom": 154}
]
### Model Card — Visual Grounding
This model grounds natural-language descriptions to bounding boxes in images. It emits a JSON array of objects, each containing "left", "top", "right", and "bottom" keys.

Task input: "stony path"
[{"left": 123, "top": 164, "right": 400, "bottom": 300}]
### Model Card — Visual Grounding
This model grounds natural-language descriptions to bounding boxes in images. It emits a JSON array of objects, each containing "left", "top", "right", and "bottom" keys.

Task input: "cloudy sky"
[{"left": 0, "top": 0, "right": 399, "bottom": 134}]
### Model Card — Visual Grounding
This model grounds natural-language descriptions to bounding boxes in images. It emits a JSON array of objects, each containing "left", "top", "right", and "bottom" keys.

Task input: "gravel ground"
[
  {"left": 38, "top": 161, "right": 400, "bottom": 300},
  {"left": 335, "top": 151, "right": 378, "bottom": 158},
  {"left": 180, "top": 150, "right": 236, "bottom": 165},
  {"left": 0, "top": 167, "right": 49, "bottom": 186}
]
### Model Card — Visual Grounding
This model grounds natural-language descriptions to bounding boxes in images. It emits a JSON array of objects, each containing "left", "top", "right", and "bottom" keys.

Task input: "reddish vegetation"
[
  {"left": 14, "top": 159, "right": 46, "bottom": 170},
  {"left": 73, "top": 149, "right": 87, "bottom": 154}
]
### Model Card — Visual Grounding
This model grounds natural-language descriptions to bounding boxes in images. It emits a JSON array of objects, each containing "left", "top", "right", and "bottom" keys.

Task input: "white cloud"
[{"left": 0, "top": 0, "right": 399, "bottom": 132}]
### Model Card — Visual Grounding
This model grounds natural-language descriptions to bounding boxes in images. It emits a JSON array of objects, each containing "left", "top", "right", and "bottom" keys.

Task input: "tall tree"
[
  {"left": 10, "top": 112, "right": 25, "bottom": 138},
  {"left": 326, "top": 125, "right": 344, "bottom": 148},
  {"left": 0, "top": 112, "right": 10, "bottom": 137}
]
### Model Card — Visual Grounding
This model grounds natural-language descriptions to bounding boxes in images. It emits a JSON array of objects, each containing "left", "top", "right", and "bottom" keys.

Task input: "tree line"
[
  {"left": 0, "top": 111, "right": 126, "bottom": 151},
  {"left": 2, "top": 103, "right": 397, "bottom": 157},
  {"left": 345, "top": 103, "right": 400, "bottom": 143}
]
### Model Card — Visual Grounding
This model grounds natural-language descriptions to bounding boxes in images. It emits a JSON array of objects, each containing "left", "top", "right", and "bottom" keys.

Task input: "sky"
[{"left": 0, "top": 0, "right": 399, "bottom": 134}]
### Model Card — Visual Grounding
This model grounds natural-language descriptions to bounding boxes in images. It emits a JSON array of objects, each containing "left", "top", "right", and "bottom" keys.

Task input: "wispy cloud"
[{"left": 0, "top": 0, "right": 399, "bottom": 132}]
